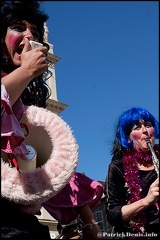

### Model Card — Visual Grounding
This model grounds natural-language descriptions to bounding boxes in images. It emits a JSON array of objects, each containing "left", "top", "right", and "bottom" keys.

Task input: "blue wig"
[{"left": 115, "top": 107, "right": 159, "bottom": 149}]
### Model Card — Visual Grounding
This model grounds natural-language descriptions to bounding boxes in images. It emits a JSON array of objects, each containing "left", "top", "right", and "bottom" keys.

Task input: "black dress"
[
  {"left": 1, "top": 197, "right": 51, "bottom": 240},
  {"left": 105, "top": 160, "right": 159, "bottom": 239}
]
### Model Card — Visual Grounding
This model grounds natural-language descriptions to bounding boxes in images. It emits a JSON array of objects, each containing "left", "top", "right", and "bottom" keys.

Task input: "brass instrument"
[{"left": 145, "top": 139, "right": 159, "bottom": 178}]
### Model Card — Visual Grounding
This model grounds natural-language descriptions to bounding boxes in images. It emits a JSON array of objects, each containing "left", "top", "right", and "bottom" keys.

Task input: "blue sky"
[{"left": 42, "top": 1, "right": 159, "bottom": 182}]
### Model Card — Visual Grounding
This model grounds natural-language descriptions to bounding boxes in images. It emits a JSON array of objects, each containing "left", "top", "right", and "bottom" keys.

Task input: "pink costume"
[
  {"left": 42, "top": 172, "right": 104, "bottom": 224},
  {"left": 1, "top": 82, "right": 28, "bottom": 156},
  {"left": 1, "top": 78, "right": 104, "bottom": 222}
]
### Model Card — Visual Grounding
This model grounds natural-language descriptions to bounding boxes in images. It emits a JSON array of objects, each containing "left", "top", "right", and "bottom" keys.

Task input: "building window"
[{"left": 94, "top": 210, "right": 104, "bottom": 231}]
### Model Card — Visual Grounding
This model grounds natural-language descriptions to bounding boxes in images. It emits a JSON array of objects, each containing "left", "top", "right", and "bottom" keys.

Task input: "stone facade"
[{"left": 35, "top": 23, "right": 107, "bottom": 239}]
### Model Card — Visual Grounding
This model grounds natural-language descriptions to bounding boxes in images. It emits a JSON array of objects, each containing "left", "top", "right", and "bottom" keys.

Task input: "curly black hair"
[
  {"left": 1, "top": 1, "right": 51, "bottom": 108},
  {"left": 1, "top": 1, "right": 48, "bottom": 43}
]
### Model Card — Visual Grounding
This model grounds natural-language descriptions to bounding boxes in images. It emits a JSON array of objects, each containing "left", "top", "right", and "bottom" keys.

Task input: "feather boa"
[
  {"left": 122, "top": 144, "right": 159, "bottom": 233},
  {"left": 1, "top": 105, "right": 79, "bottom": 213}
]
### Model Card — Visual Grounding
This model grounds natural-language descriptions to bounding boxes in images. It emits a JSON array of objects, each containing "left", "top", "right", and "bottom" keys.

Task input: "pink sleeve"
[{"left": 1, "top": 84, "right": 28, "bottom": 156}]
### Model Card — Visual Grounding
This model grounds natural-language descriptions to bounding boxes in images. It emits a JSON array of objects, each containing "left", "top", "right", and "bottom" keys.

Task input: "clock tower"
[
  {"left": 36, "top": 23, "right": 68, "bottom": 239},
  {"left": 44, "top": 23, "right": 68, "bottom": 115}
]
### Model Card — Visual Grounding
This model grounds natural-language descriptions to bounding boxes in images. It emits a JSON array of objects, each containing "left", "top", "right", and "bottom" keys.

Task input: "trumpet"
[{"left": 145, "top": 139, "right": 159, "bottom": 178}]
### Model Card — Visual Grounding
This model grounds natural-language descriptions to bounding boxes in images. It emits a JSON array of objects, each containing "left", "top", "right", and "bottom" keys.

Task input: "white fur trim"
[{"left": 1, "top": 105, "right": 78, "bottom": 213}]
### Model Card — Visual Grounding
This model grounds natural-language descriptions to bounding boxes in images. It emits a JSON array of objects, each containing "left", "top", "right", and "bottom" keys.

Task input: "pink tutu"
[{"left": 42, "top": 172, "right": 104, "bottom": 224}]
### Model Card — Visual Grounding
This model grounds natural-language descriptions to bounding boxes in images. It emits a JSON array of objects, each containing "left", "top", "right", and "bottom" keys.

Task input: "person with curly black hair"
[
  {"left": 1, "top": 0, "right": 51, "bottom": 108},
  {"left": 1, "top": 1, "right": 53, "bottom": 239},
  {"left": 1, "top": 1, "right": 103, "bottom": 239}
]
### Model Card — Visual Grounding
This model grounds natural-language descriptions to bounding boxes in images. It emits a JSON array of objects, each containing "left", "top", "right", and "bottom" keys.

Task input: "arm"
[
  {"left": 78, "top": 204, "right": 102, "bottom": 239},
  {"left": 121, "top": 178, "right": 159, "bottom": 221},
  {"left": 1, "top": 38, "right": 48, "bottom": 106},
  {"left": 106, "top": 161, "right": 127, "bottom": 226},
  {"left": 106, "top": 162, "right": 159, "bottom": 224},
  {"left": 78, "top": 203, "right": 97, "bottom": 225}
]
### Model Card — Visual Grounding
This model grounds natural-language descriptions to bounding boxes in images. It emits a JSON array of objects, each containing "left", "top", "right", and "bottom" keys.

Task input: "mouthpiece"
[{"left": 145, "top": 138, "right": 151, "bottom": 143}]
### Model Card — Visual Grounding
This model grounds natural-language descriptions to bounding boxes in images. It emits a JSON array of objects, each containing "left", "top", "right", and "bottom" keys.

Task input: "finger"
[
  {"left": 22, "top": 38, "right": 31, "bottom": 53},
  {"left": 155, "top": 178, "right": 159, "bottom": 186},
  {"left": 151, "top": 178, "right": 159, "bottom": 187}
]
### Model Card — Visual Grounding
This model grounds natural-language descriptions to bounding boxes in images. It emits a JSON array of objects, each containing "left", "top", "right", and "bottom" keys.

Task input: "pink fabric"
[
  {"left": 1, "top": 83, "right": 28, "bottom": 156},
  {"left": 42, "top": 172, "right": 104, "bottom": 224},
  {"left": 1, "top": 71, "right": 104, "bottom": 223}
]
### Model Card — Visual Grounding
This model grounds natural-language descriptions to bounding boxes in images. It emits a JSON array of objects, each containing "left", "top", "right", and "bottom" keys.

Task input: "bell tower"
[
  {"left": 43, "top": 23, "right": 68, "bottom": 115},
  {"left": 35, "top": 23, "right": 68, "bottom": 239}
]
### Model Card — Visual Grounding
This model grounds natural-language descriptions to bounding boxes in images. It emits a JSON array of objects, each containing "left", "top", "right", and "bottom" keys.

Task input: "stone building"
[{"left": 36, "top": 23, "right": 107, "bottom": 239}]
